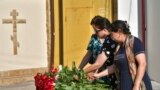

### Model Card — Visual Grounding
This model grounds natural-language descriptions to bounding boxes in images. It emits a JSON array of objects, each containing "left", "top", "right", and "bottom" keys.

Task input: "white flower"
[
  {"left": 52, "top": 83, "right": 56, "bottom": 86},
  {"left": 58, "top": 65, "right": 62, "bottom": 72},
  {"left": 55, "top": 75, "right": 59, "bottom": 80}
]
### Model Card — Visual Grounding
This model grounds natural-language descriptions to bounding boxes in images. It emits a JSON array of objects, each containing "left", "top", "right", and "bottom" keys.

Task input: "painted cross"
[{"left": 2, "top": 9, "right": 26, "bottom": 55}]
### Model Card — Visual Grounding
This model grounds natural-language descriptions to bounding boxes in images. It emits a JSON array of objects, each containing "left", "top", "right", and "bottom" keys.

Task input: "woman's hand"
[
  {"left": 87, "top": 72, "right": 95, "bottom": 80},
  {"left": 133, "top": 84, "right": 140, "bottom": 90},
  {"left": 93, "top": 73, "right": 100, "bottom": 79}
]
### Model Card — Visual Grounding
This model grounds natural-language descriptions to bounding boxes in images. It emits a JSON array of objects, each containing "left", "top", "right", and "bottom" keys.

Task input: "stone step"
[
  {"left": 0, "top": 81, "right": 35, "bottom": 90},
  {"left": 0, "top": 67, "right": 48, "bottom": 86},
  {"left": 0, "top": 75, "right": 34, "bottom": 86}
]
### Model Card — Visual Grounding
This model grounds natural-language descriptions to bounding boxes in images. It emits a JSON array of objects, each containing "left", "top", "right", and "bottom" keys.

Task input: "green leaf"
[{"left": 55, "top": 62, "right": 111, "bottom": 90}]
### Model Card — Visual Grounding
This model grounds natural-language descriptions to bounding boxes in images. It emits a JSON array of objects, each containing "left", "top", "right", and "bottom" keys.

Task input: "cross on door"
[{"left": 2, "top": 9, "right": 26, "bottom": 55}]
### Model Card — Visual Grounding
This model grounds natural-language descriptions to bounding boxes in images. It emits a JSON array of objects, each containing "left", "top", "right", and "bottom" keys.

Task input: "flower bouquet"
[
  {"left": 34, "top": 66, "right": 58, "bottom": 90},
  {"left": 34, "top": 62, "right": 110, "bottom": 90}
]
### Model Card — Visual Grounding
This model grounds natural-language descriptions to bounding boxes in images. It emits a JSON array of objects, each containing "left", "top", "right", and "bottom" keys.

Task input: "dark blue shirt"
[{"left": 114, "top": 36, "right": 152, "bottom": 90}]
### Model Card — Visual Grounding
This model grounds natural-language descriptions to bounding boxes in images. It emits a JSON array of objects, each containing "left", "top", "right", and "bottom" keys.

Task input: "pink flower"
[{"left": 51, "top": 68, "right": 58, "bottom": 74}]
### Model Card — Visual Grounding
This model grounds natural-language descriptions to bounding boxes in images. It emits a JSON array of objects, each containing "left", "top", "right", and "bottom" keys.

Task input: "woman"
[
  {"left": 93, "top": 20, "right": 152, "bottom": 90},
  {"left": 82, "top": 16, "right": 118, "bottom": 89},
  {"left": 78, "top": 15, "right": 108, "bottom": 69}
]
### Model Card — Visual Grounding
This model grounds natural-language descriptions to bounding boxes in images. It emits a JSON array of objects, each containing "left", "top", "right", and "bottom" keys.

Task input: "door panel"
[{"left": 63, "top": 0, "right": 92, "bottom": 67}]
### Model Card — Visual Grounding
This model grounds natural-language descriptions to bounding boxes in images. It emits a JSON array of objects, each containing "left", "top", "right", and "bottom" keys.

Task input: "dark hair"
[
  {"left": 109, "top": 20, "right": 131, "bottom": 34},
  {"left": 90, "top": 15, "right": 110, "bottom": 30},
  {"left": 90, "top": 15, "right": 102, "bottom": 25}
]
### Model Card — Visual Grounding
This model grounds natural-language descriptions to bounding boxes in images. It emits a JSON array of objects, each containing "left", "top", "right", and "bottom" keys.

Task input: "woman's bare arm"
[
  {"left": 84, "top": 51, "right": 107, "bottom": 73},
  {"left": 79, "top": 51, "right": 92, "bottom": 69},
  {"left": 133, "top": 53, "right": 147, "bottom": 90},
  {"left": 93, "top": 64, "right": 115, "bottom": 78}
]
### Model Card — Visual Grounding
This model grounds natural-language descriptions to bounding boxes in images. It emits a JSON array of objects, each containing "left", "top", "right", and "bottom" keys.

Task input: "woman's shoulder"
[
  {"left": 132, "top": 36, "right": 144, "bottom": 54},
  {"left": 133, "top": 36, "right": 143, "bottom": 45},
  {"left": 102, "top": 35, "right": 117, "bottom": 51},
  {"left": 104, "top": 35, "right": 117, "bottom": 45},
  {"left": 89, "top": 34, "right": 99, "bottom": 41},
  {"left": 91, "top": 34, "right": 97, "bottom": 38}
]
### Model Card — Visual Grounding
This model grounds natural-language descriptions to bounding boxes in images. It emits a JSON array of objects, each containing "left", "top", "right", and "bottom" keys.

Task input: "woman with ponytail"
[{"left": 93, "top": 20, "right": 152, "bottom": 90}]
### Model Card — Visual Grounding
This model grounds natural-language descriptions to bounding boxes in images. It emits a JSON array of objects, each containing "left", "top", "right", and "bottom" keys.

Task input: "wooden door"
[{"left": 63, "top": 0, "right": 93, "bottom": 67}]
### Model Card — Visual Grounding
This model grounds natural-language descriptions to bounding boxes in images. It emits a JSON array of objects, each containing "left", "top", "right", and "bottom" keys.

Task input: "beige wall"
[{"left": 0, "top": 0, "right": 47, "bottom": 71}]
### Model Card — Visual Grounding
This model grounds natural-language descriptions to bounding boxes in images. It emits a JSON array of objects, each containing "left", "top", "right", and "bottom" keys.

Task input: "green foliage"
[{"left": 55, "top": 62, "right": 110, "bottom": 90}]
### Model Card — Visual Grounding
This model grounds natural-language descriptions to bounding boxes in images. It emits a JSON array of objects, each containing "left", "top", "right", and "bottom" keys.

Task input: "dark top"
[
  {"left": 101, "top": 35, "right": 117, "bottom": 66},
  {"left": 114, "top": 37, "right": 152, "bottom": 90},
  {"left": 87, "top": 34, "right": 103, "bottom": 64},
  {"left": 100, "top": 35, "right": 118, "bottom": 89}
]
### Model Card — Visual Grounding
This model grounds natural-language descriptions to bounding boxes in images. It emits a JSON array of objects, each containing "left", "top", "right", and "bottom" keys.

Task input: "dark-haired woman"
[
  {"left": 83, "top": 16, "right": 118, "bottom": 89},
  {"left": 79, "top": 15, "right": 110, "bottom": 69},
  {"left": 93, "top": 20, "right": 152, "bottom": 90}
]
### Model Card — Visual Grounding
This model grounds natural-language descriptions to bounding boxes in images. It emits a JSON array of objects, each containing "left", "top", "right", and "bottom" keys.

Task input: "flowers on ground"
[
  {"left": 34, "top": 62, "right": 110, "bottom": 90},
  {"left": 34, "top": 66, "right": 58, "bottom": 90}
]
